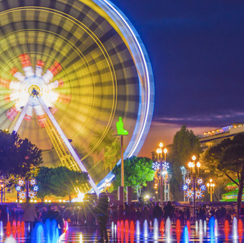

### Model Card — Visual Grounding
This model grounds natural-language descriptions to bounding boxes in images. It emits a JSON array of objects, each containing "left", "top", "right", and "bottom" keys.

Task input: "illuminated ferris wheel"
[{"left": 0, "top": 0, "right": 154, "bottom": 194}]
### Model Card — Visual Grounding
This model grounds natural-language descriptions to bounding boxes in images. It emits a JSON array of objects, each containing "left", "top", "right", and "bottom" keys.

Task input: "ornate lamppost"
[{"left": 207, "top": 179, "right": 215, "bottom": 202}]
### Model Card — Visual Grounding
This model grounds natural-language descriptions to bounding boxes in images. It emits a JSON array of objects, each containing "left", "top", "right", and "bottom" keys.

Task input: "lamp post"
[
  {"left": 207, "top": 179, "right": 215, "bottom": 202},
  {"left": 188, "top": 155, "right": 200, "bottom": 223},
  {"left": 116, "top": 117, "right": 128, "bottom": 205},
  {"left": 156, "top": 146, "right": 163, "bottom": 203}
]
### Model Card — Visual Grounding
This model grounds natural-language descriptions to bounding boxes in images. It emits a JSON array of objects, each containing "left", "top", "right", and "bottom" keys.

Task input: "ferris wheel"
[{"left": 0, "top": 0, "right": 154, "bottom": 194}]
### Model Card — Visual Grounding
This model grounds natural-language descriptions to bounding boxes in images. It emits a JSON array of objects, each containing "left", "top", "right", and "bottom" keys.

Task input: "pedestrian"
[
  {"left": 94, "top": 192, "right": 109, "bottom": 243},
  {"left": 153, "top": 202, "right": 163, "bottom": 222}
]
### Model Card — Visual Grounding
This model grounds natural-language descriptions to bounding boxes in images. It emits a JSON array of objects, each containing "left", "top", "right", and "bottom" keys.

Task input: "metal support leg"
[{"left": 38, "top": 96, "right": 100, "bottom": 196}]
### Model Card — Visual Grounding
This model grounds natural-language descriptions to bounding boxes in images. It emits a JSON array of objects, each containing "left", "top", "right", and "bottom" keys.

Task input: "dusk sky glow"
[{"left": 110, "top": 0, "right": 244, "bottom": 156}]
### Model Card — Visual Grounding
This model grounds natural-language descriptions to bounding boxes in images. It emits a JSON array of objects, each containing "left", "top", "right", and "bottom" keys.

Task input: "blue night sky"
[{"left": 111, "top": 0, "right": 244, "bottom": 155}]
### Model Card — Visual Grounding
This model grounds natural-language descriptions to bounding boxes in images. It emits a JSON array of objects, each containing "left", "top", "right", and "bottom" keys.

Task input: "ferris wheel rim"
[{"left": 90, "top": 0, "right": 155, "bottom": 189}]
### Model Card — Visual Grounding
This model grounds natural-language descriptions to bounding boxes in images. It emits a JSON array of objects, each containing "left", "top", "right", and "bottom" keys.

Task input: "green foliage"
[
  {"left": 202, "top": 133, "right": 244, "bottom": 216},
  {"left": 112, "top": 156, "right": 155, "bottom": 197},
  {"left": 89, "top": 127, "right": 120, "bottom": 171},
  {"left": 36, "top": 166, "right": 89, "bottom": 201},
  {"left": 0, "top": 130, "right": 42, "bottom": 187},
  {"left": 168, "top": 125, "right": 202, "bottom": 201}
]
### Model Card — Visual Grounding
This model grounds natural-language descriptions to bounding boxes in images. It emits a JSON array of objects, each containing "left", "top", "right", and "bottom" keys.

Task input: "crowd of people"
[
  {"left": 0, "top": 201, "right": 238, "bottom": 227},
  {"left": 0, "top": 196, "right": 242, "bottom": 242}
]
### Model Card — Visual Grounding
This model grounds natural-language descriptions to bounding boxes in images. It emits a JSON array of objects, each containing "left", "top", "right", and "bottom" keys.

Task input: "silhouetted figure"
[
  {"left": 164, "top": 201, "right": 173, "bottom": 221},
  {"left": 153, "top": 202, "right": 163, "bottom": 222},
  {"left": 94, "top": 193, "right": 109, "bottom": 243}
]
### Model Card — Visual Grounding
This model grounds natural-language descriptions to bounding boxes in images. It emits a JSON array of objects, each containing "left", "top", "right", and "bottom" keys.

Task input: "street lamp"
[
  {"left": 188, "top": 155, "right": 201, "bottom": 223},
  {"left": 156, "top": 145, "right": 163, "bottom": 203},
  {"left": 207, "top": 179, "right": 215, "bottom": 202}
]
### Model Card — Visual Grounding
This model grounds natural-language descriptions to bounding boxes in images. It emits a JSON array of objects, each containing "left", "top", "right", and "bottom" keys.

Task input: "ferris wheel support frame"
[
  {"left": 12, "top": 95, "right": 100, "bottom": 196},
  {"left": 12, "top": 100, "right": 30, "bottom": 133}
]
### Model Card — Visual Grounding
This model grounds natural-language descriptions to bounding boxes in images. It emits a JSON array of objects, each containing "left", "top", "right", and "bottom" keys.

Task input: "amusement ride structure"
[{"left": 0, "top": 0, "right": 154, "bottom": 195}]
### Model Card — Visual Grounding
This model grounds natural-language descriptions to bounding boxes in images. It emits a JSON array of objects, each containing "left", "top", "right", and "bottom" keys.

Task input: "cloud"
[{"left": 154, "top": 111, "right": 244, "bottom": 127}]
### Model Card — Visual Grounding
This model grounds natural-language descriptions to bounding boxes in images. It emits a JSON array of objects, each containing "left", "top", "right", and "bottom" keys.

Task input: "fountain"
[
  {"left": 195, "top": 220, "right": 198, "bottom": 233},
  {"left": 187, "top": 221, "right": 190, "bottom": 233},
  {"left": 64, "top": 220, "right": 68, "bottom": 232},
  {"left": 215, "top": 219, "right": 218, "bottom": 237},
  {"left": 165, "top": 217, "right": 171, "bottom": 241},
  {"left": 238, "top": 219, "right": 243, "bottom": 238},
  {"left": 204, "top": 220, "right": 207, "bottom": 234},
  {"left": 4, "top": 234, "right": 16, "bottom": 243},
  {"left": 176, "top": 219, "right": 181, "bottom": 242},
  {"left": 153, "top": 218, "right": 159, "bottom": 240},
  {"left": 121, "top": 220, "right": 124, "bottom": 234},
  {"left": 130, "top": 221, "right": 135, "bottom": 235},
  {"left": 224, "top": 220, "right": 230, "bottom": 241},
  {"left": 209, "top": 217, "right": 215, "bottom": 241},
  {"left": 125, "top": 220, "right": 129, "bottom": 234},
  {"left": 6, "top": 221, "right": 11, "bottom": 237},
  {"left": 31, "top": 222, "right": 45, "bottom": 243},
  {"left": 0, "top": 221, "right": 4, "bottom": 237},
  {"left": 111, "top": 221, "right": 114, "bottom": 238},
  {"left": 160, "top": 220, "right": 164, "bottom": 236},
  {"left": 16, "top": 221, "right": 20, "bottom": 234},
  {"left": 12, "top": 221, "right": 16, "bottom": 234},
  {"left": 44, "top": 219, "right": 51, "bottom": 243},
  {"left": 149, "top": 220, "right": 152, "bottom": 232},
  {"left": 233, "top": 217, "right": 238, "bottom": 240},
  {"left": 136, "top": 220, "right": 140, "bottom": 237},
  {"left": 51, "top": 220, "right": 59, "bottom": 243},
  {"left": 183, "top": 226, "right": 189, "bottom": 243},
  {"left": 143, "top": 220, "right": 148, "bottom": 238},
  {"left": 199, "top": 219, "right": 203, "bottom": 235}
]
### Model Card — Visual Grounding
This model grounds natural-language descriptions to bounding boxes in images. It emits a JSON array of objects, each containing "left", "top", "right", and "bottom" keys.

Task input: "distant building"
[{"left": 198, "top": 123, "right": 244, "bottom": 151}]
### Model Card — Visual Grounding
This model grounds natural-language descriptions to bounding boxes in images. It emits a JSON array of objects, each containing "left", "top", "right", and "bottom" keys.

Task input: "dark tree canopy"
[
  {"left": 168, "top": 125, "right": 202, "bottom": 201},
  {"left": 0, "top": 130, "right": 42, "bottom": 181},
  {"left": 36, "top": 166, "right": 89, "bottom": 201},
  {"left": 202, "top": 133, "right": 244, "bottom": 217},
  {"left": 112, "top": 156, "right": 155, "bottom": 197}
]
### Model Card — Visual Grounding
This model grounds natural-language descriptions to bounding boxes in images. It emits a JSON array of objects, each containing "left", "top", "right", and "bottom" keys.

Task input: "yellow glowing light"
[
  {"left": 30, "top": 199, "right": 33, "bottom": 203},
  {"left": 192, "top": 155, "right": 196, "bottom": 161},
  {"left": 197, "top": 162, "right": 201, "bottom": 168},
  {"left": 63, "top": 200, "right": 66, "bottom": 202},
  {"left": 156, "top": 148, "right": 162, "bottom": 154},
  {"left": 20, "top": 200, "right": 23, "bottom": 203},
  {"left": 59, "top": 199, "right": 62, "bottom": 202},
  {"left": 159, "top": 142, "right": 163, "bottom": 148},
  {"left": 210, "top": 179, "right": 213, "bottom": 183},
  {"left": 34, "top": 200, "right": 37, "bottom": 203},
  {"left": 44, "top": 200, "right": 47, "bottom": 203},
  {"left": 164, "top": 148, "right": 168, "bottom": 154},
  {"left": 48, "top": 200, "right": 51, "bottom": 203},
  {"left": 77, "top": 192, "right": 85, "bottom": 202},
  {"left": 207, "top": 183, "right": 209, "bottom": 187}
]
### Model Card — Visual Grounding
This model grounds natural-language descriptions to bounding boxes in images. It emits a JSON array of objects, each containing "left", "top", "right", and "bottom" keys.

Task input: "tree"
[
  {"left": 35, "top": 167, "right": 52, "bottom": 201},
  {"left": 36, "top": 166, "right": 89, "bottom": 201},
  {"left": 112, "top": 156, "right": 155, "bottom": 198},
  {"left": 0, "top": 130, "right": 42, "bottom": 189},
  {"left": 89, "top": 127, "right": 120, "bottom": 171},
  {"left": 202, "top": 133, "right": 244, "bottom": 217},
  {"left": 168, "top": 125, "right": 202, "bottom": 201}
]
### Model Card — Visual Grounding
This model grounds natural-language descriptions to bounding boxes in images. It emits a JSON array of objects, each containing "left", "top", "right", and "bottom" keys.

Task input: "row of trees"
[{"left": 167, "top": 124, "right": 244, "bottom": 218}]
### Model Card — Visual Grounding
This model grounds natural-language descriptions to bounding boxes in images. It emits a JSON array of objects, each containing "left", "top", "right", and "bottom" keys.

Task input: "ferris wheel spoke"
[
  {"left": 37, "top": 96, "right": 99, "bottom": 196},
  {"left": 12, "top": 99, "right": 30, "bottom": 133}
]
